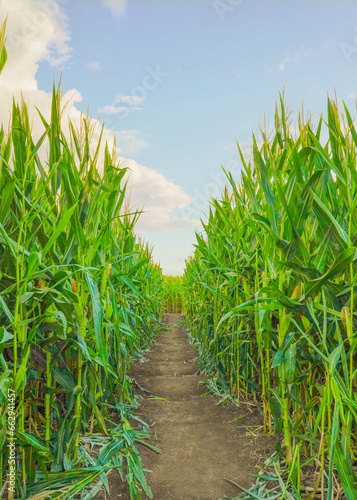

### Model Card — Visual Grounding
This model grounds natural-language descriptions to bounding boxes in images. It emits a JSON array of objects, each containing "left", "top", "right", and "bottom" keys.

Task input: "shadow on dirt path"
[{"left": 108, "top": 314, "right": 274, "bottom": 500}]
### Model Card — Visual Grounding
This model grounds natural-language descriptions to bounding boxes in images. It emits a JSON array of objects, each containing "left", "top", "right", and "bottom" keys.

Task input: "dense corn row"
[
  {"left": 161, "top": 276, "right": 183, "bottom": 314},
  {"left": 184, "top": 97, "right": 357, "bottom": 498},
  {"left": 0, "top": 27, "right": 162, "bottom": 499}
]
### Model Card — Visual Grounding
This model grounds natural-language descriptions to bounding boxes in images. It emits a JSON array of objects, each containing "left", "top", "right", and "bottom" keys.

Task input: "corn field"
[
  {"left": 183, "top": 97, "right": 357, "bottom": 498},
  {"left": 0, "top": 23, "right": 162, "bottom": 500},
  {"left": 161, "top": 276, "right": 183, "bottom": 314},
  {"left": 2, "top": 10, "right": 357, "bottom": 499}
]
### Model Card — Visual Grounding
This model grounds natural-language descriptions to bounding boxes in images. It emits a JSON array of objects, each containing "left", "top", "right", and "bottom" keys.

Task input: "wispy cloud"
[
  {"left": 87, "top": 61, "right": 101, "bottom": 71},
  {"left": 98, "top": 105, "right": 141, "bottom": 115},
  {"left": 224, "top": 143, "right": 237, "bottom": 152},
  {"left": 114, "top": 94, "right": 145, "bottom": 105},
  {"left": 101, "top": 0, "right": 128, "bottom": 17},
  {"left": 278, "top": 46, "right": 319, "bottom": 71}
]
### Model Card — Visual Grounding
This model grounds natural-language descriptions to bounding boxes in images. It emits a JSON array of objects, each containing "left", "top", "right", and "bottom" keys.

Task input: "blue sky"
[{"left": 2, "top": 0, "right": 357, "bottom": 274}]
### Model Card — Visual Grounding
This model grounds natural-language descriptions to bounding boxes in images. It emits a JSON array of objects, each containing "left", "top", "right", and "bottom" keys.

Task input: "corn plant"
[
  {"left": 183, "top": 96, "right": 357, "bottom": 498},
  {"left": 161, "top": 276, "right": 183, "bottom": 313},
  {"left": 0, "top": 23, "right": 162, "bottom": 498}
]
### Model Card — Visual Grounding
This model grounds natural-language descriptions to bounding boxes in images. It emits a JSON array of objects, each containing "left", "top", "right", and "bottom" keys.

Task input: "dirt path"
[{"left": 110, "top": 314, "right": 273, "bottom": 500}]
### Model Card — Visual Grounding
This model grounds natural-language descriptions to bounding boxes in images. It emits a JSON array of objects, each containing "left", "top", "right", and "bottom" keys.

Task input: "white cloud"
[
  {"left": 99, "top": 93, "right": 145, "bottom": 115},
  {"left": 122, "top": 159, "right": 197, "bottom": 233},
  {"left": 87, "top": 61, "right": 101, "bottom": 71},
  {"left": 114, "top": 94, "right": 145, "bottom": 105},
  {"left": 98, "top": 105, "right": 144, "bottom": 115},
  {"left": 98, "top": 104, "right": 141, "bottom": 115},
  {"left": 0, "top": 0, "right": 193, "bottom": 238},
  {"left": 115, "top": 130, "right": 149, "bottom": 155},
  {"left": 0, "top": 0, "right": 70, "bottom": 91},
  {"left": 101, "top": 0, "right": 128, "bottom": 17}
]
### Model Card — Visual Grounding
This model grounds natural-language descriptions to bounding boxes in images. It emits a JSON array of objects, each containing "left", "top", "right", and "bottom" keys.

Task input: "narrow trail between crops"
[{"left": 110, "top": 314, "right": 273, "bottom": 500}]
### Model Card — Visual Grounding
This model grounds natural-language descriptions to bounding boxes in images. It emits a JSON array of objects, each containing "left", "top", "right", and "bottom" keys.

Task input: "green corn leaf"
[
  {"left": 52, "top": 365, "right": 76, "bottom": 392},
  {"left": 334, "top": 444, "right": 357, "bottom": 500},
  {"left": 216, "top": 297, "right": 275, "bottom": 330},
  {"left": 307, "top": 247, "right": 357, "bottom": 295},
  {"left": 14, "top": 345, "right": 30, "bottom": 391},
  {"left": 0, "top": 19, "right": 8, "bottom": 75},
  {"left": 17, "top": 430, "right": 54, "bottom": 459},
  {"left": 253, "top": 135, "right": 275, "bottom": 207},
  {"left": 329, "top": 344, "right": 343, "bottom": 375},
  {"left": 271, "top": 331, "right": 295, "bottom": 369},
  {"left": 0, "top": 179, "right": 15, "bottom": 221},
  {"left": 311, "top": 189, "right": 349, "bottom": 248},
  {"left": 85, "top": 271, "right": 106, "bottom": 372},
  {"left": 0, "top": 326, "right": 13, "bottom": 343},
  {"left": 42, "top": 203, "right": 78, "bottom": 257}
]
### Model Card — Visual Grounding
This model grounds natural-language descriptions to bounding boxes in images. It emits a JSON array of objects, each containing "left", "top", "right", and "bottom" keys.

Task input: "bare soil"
[{"left": 106, "top": 314, "right": 274, "bottom": 500}]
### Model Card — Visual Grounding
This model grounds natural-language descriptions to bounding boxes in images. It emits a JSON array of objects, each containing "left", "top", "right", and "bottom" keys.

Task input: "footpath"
[{"left": 110, "top": 314, "right": 273, "bottom": 500}]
